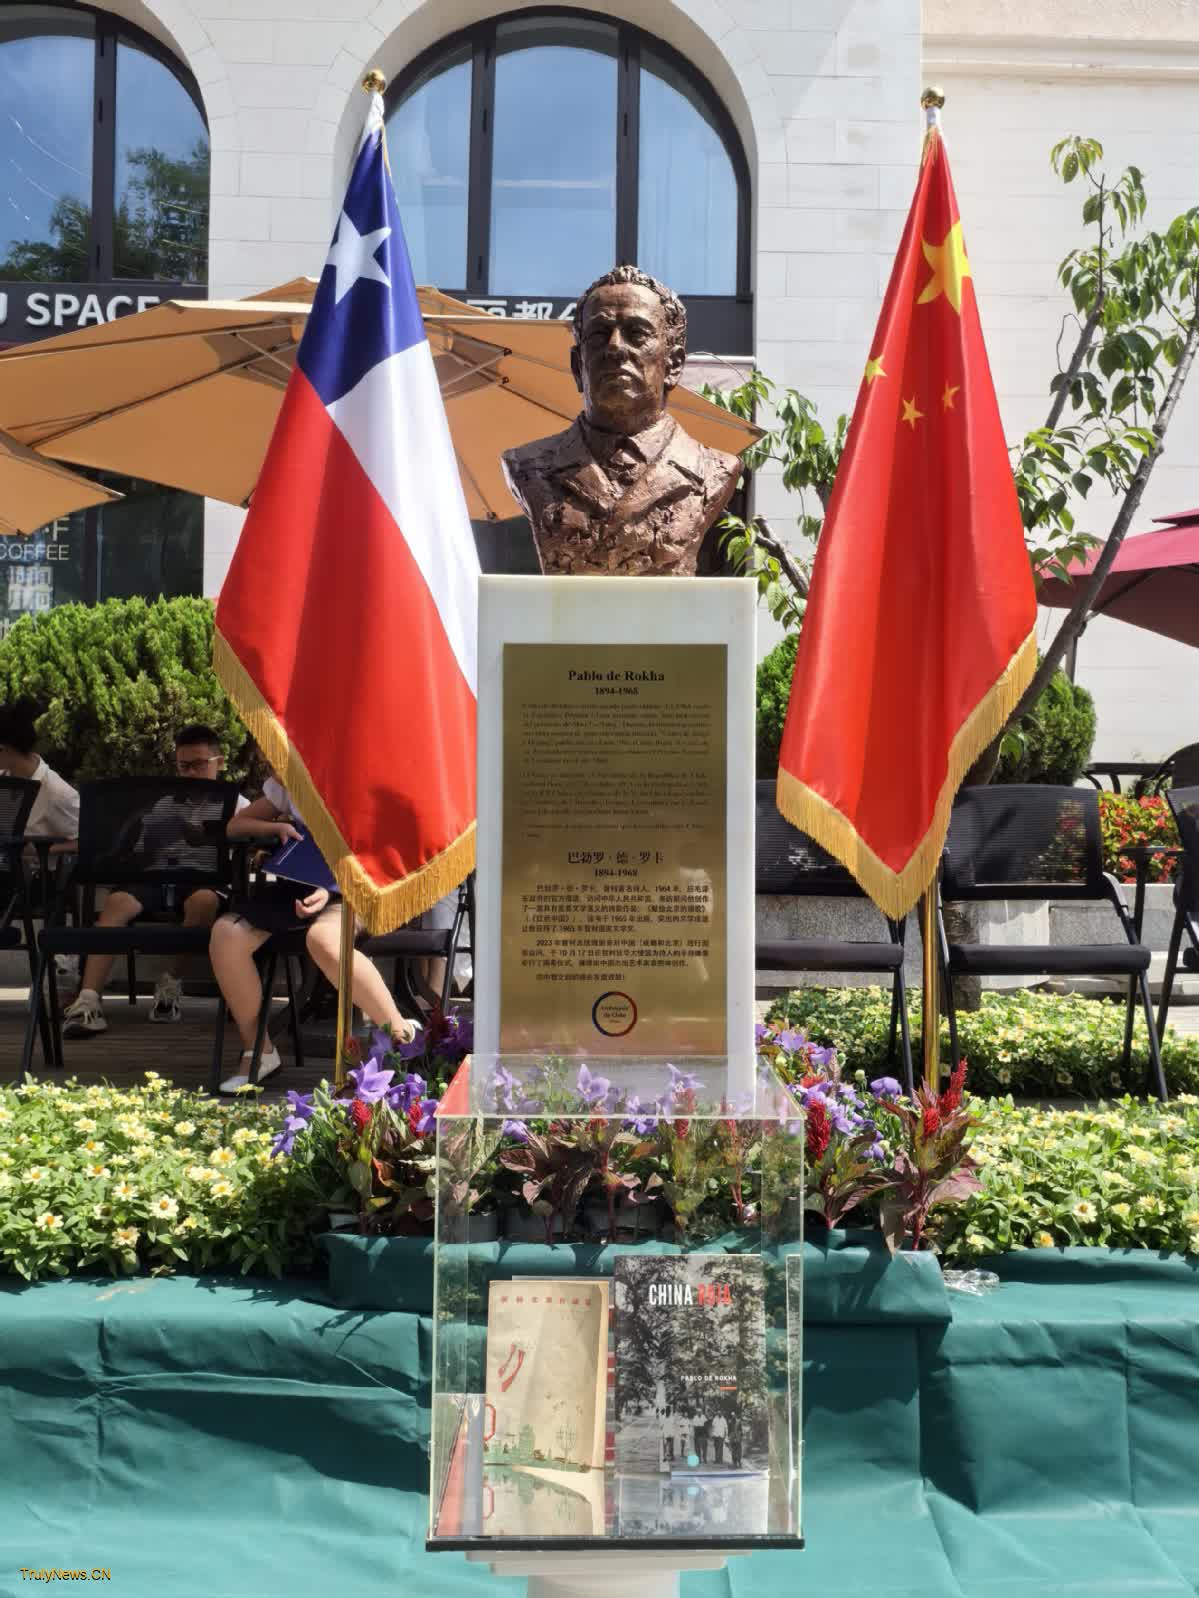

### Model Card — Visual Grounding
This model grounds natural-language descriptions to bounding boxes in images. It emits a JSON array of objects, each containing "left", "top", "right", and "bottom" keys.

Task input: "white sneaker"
[
  {"left": 149, "top": 973, "right": 183, "bottom": 1024},
  {"left": 219, "top": 1048, "right": 282, "bottom": 1094},
  {"left": 62, "top": 990, "right": 107, "bottom": 1038}
]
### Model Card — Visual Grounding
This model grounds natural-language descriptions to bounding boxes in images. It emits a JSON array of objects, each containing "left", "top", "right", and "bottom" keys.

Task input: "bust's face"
[{"left": 572, "top": 282, "right": 675, "bottom": 435}]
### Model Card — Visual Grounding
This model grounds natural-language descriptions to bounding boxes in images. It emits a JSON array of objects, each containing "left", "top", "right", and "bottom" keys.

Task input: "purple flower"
[
  {"left": 285, "top": 1090, "right": 314, "bottom": 1123},
  {"left": 387, "top": 1072, "right": 427, "bottom": 1114},
  {"left": 501, "top": 1119, "right": 530, "bottom": 1142},
  {"left": 775, "top": 1029, "right": 806, "bottom": 1054},
  {"left": 808, "top": 1044, "right": 837, "bottom": 1071},
  {"left": 870, "top": 1076, "right": 902, "bottom": 1101},
  {"left": 754, "top": 1021, "right": 771, "bottom": 1043},
  {"left": 492, "top": 1064, "right": 520, "bottom": 1111},
  {"left": 452, "top": 1015, "right": 474, "bottom": 1055},
  {"left": 622, "top": 1095, "right": 659, "bottom": 1135},
  {"left": 270, "top": 1130, "right": 296, "bottom": 1158},
  {"left": 398, "top": 1031, "right": 426, "bottom": 1061},
  {"left": 368, "top": 1027, "right": 395, "bottom": 1062},
  {"left": 866, "top": 1140, "right": 886, "bottom": 1161},
  {"left": 410, "top": 1097, "right": 439, "bottom": 1137},
  {"left": 667, "top": 1064, "right": 701, "bottom": 1100},
  {"left": 347, "top": 1057, "right": 395, "bottom": 1104},
  {"left": 577, "top": 1064, "right": 611, "bottom": 1107}
]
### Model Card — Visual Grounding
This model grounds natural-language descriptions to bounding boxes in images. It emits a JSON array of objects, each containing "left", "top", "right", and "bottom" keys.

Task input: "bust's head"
[{"left": 571, "top": 266, "right": 687, "bottom": 436}]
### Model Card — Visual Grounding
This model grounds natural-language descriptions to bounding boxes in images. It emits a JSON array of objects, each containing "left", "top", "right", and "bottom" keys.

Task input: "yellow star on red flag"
[
  {"left": 901, "top": 396, "right": 924, "bottom": 428},
  {"left": 918, "top": 221, "right": 971, "bottom": 314}
]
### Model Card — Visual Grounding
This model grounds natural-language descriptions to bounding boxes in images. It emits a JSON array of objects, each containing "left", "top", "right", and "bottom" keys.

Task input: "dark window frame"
[
  {"left": 1, "top": 0, "right": 208, "bottom": 284},
  {"left": 386, "top": 7, "right": 752, "bottom": 346}
]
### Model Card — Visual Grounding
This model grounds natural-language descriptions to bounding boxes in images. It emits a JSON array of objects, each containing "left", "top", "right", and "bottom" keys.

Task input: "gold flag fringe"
[
  {"left": 776, "top": 628, "right": 1037, "bottom": 922},
  {"left": 213, "top": 628, "right": 476, "bottom": 935}
]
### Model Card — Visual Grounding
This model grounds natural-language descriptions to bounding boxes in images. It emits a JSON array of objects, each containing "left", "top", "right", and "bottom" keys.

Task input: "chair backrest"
[
  {"left": 755, "top": 780, "right": 864, "bottom": 898},
  {"left": 1167, "top": 743, "right": 1199, "bottom": 791},
  {"left": 942, "top": 784, "right": 1106, "bottom": 902},
  {"left": 1167, "top": 785, "right": 1199, "bottom": 919},
  {"left": 73, "top": 778, "right": 240, "bottom": 889},
  {"left": 0, "top": 776, "right": 38, "bottom": 911}
]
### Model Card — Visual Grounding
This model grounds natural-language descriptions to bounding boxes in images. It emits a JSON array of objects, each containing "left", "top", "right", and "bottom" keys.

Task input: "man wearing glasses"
[{"left": 62, "top": 725, "right": 248, "bottom": 1036}]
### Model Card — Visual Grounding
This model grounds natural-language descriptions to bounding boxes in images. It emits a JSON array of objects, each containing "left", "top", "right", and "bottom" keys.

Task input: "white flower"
[
  {"left": 210, "top": 1180, "right": 236, "bottom": 1200},
  {"left": 174, "top": 1121, "right": 196, "bottom": 1137},
  {"left": 1071, "top": 1200, "right": 1097, "bottom": 1224},
  {"left": 151, "top": 1196, "right": 178, "bottom": 1219},
  {"left": 36, "top": 1213, "right": 64, "bottom": 1231},
  {"left": 210, "top": 1148, "right": 235, "bottom": 1168},
  {"left": 113, "top": 1181, "right": 136, "bottom": 1200},
  {"left": 113, "top": 1227, "right": 139, "bottom": 1248}
]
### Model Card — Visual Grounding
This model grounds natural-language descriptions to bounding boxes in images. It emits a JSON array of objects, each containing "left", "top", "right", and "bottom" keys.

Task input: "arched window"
[
  {"left": 0, "top": 5, "right": 209, "bottom": 629},
  {"left": 0, "top": 4, "right": 209, "bottom": 288},
  {"left": 386, "top": 10, "right": 750, "bottom": 353}
]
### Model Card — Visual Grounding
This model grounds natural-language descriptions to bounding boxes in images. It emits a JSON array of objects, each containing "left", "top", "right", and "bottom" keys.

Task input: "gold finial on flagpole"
[
  {"left": 920, "top": 85, "right": 945, "bottom": 109},
  {"left": 362, "top": 67, "right": 386, "bottom": 95},
  {"left": 921, "top": 85, "right": 944, "bottom": 154}
]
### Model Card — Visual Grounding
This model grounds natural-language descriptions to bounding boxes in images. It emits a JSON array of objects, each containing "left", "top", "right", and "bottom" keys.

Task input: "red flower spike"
[
  {"left": 805, "top": 1099, "right": 831, "bottom": 1162},
  {"left": 939, "top": 1059, "right": 968, "bottom": 1116},
  {"left": 922, "top": 1103, "right": 941, "bottom": 1138},
  {"left": 348, "top": 1098, "right": 371, "bottom": 1133}
]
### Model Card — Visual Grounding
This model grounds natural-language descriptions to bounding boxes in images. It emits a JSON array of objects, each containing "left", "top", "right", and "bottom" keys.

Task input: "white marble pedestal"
[{"left": 466, "top": 1547, "right": 746, "bottom": 1598}]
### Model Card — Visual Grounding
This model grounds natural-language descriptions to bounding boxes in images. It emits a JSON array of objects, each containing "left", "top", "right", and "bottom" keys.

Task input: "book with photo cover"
[
  {"left": 613, "top": 1254, "right": 768, "bottom": 1477},
  {"left": 483, "top": 1278, "right": 609, "bottom": 1473}
]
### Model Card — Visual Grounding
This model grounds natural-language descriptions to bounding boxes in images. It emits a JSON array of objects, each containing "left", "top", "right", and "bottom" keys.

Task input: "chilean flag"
[{"left": 214, "top": 91, "right": 478, "bottom": 933}]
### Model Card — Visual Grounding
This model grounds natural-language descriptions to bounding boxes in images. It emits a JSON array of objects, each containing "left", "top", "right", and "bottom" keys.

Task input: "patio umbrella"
[
  {"left": 1038, "top": 518, "right": 1199, "bottom": 649},
  {"left": 0, "top": 288, "right": 760, "bottom": 521},
  {"left": 0, "top": 430, "right": 121, "bottom": 536}
]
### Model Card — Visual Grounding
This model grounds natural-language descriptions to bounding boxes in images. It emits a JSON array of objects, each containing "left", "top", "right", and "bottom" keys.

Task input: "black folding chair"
[
  {"left": 21, "top": 777, "right": 240, "bottom": 1073},
  {"left": 938, "top": 784, "right": 1167, "bottom": 1100},
  {"left": 754, "top": 782, "right": 914, "bottom": 1094},
  {"left": 1157, "top": 786, "right": 1199, "bottom": 1037},
  {"left": 0, "top": 777, "right": 54, "bottom": 1068},
  {"left": 359, "top": 874, "right": 474, "bottom": 1016}
]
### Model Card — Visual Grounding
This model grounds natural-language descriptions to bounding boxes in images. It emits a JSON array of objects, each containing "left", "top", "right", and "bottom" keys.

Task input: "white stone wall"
[
  {"left": 86, "top": 0, "right": 921, "bottom": 596},
  {"left": 925, "top": 1, "right": 1199, "bottom": 764}
]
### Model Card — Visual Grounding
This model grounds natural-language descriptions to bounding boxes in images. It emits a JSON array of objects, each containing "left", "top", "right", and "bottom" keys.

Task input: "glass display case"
[{"left": 427, "top": 1055, "right": 804, "bottom": 1553}]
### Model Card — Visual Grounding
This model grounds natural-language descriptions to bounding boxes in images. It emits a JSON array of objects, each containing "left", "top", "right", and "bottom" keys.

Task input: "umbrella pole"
[
  {"left": 921, "top": 889, "right": 940, "bottom": 1093},
  {"left": 335, "top": 899, "right": 355, "bottom": 1090}
]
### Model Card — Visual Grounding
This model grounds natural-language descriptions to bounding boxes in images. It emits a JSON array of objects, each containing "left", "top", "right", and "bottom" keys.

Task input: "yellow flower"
[
  {"left": 210, "top": 1148, "right": 235, "bottom": 1168},
  {"left": 231, "top": 1128, "right": 255, "bottom": 1145},
  {"left": 0, "top": 1173, "right": 12, "bottom": 1189},
  {"left": 151, "top": 1196, "right": 178, "bottom": 1219},
  {"left": 113, "top": 1226, "right": 139, "bottom": 1248},
  {"left": 36, "top": 1213, "right": 64, "bottom": 1231},
  {"left": 1109, "top": 1202, "right": 1132, "bottom": 1219},
  {"left": 25, "top": 1166, "right": 46, "bottom": 1183},
  {"left": 1184, "top": 1209, "right": 1199, "bottom": 1230},
  {"left": 256, "top": 1152, "right": 271, "bottom": 1167},
  {"left": 1071, "top": 1200, "right": 1097, "bottom": 1224},
  {"left": 177, "top": 1216, "right": 199, "bottom": 1232},
  {"left": 0, "top": 1107, "right": 12, "bottom": 1124},
  {"left": 210, "top": 1180, "right": 236, "bottom": 1200},
  {"left": 113, "top": 1181, "right": 136, "bottom": 1200},
  {"left": 1188, "top": 1231, "right": 1199, "bottom": 1256},
  {"left": 188, "top": 1166, "right": 215, "bottom": 1183},
  {"left": 1126, "top": 1147, "right": 1157, "bottom": 1166},
  {"left": 87, "top": 1164, "right": 111, "bottom": 1179},
  {"left": 82, "top": 1139, "right": 105, "bottom": 1154},
  {"left": 76, "top": 1117, "right": 97, "bottom": 1133},
  {"left": 144, "top": 1072, "right": 161, "bottom": 1081},
  {"left": 1034, "top": 1231, "right": 1055, "bottom": 1248},
  {"left": 174, "top": 1121, "right": 196, "bottom": 1137},
  {"left": 965, "top": 1232, "right": 990, "bottom": 1251},
  {"left": 1136, "top": 1195, "right": 1160, "bottom": 1214}
]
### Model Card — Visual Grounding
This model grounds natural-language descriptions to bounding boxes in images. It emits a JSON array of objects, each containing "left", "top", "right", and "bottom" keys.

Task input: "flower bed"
[
  {"left": 938, "top": 1095, "right": 1199, "bottom": 1260},
  {"left": 1099, "top": 791, "right": 1179, "bottom": 882},
  {"left": 769, "top": 986, "right": 1199, "bottom": 1098}
]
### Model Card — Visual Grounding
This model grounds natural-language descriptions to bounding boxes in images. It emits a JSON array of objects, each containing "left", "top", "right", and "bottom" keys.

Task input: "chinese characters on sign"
[{"left": 500, "top": 643, "right": 727, "bottom": 1055}]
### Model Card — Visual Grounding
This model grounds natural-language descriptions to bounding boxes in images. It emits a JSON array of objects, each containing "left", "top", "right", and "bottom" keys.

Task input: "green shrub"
[
  {"left": 767, "top": 985, "right": 1199, "bottom": 1099},
  {"left": 0, "top": 597, "right": 250, "bottom": 783},
  {"left": 755, "top": 632, "right": 798, "bottom": 777},
  {"left": 995, "top": 668, "right": 1096, "bottom": 785}
]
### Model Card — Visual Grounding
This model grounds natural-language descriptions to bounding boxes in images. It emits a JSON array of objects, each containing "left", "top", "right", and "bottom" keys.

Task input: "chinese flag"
[{"left": 775, "top": 122, "right": 1036, "bottom": 918}]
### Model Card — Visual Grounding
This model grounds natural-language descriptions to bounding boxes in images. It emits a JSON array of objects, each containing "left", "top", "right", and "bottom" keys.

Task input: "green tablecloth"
[{"left": 0, "top": 1244, "right": 1195, "bottom": 1597}]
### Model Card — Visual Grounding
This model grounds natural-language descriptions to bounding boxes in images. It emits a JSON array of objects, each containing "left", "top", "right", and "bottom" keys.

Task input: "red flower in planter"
[
  {"left": 805, "top": 1099, "right": 831, "bottom": 1162},
  {"left": 922, "top": 1102, "right": 941, "bottom": 1138},
  {"left": 348, "top": 1098, "right": 371, "bottom": 1133},
  {"left": 939, "top": 1060, "right": 968, "bottom": 1116}
]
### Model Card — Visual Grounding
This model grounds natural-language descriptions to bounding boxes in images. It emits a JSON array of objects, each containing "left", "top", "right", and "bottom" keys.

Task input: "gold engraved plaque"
[{"left": 500, "top": 642, "right": 727, "bottom": 1055}]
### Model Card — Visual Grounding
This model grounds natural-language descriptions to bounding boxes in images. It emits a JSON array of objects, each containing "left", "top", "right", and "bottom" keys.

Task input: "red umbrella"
[{"left": 1038, "top": 512, "right": 1199, "bottom": 648}]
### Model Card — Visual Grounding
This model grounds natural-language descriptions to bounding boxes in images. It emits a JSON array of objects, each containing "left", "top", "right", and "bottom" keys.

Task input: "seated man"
[
  {"left": 0, "top": 700, "right": 80, "bottom": 844},
  {"left": 61, "top": 724, "right": 247, "bottom": 1037}
]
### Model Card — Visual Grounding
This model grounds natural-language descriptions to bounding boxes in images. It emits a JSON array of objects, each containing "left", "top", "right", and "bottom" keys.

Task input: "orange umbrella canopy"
[
  {"left": 0, "top": 430, "right": 121, "bottom": 536},
  {"left": 0, "top": 288, "right": 759, "bottom": 520}
]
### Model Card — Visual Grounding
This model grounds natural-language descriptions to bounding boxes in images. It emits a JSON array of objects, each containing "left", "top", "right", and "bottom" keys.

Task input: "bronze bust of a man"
[{"left": 502, "top": 266, "right": 741, "bottom": 576}]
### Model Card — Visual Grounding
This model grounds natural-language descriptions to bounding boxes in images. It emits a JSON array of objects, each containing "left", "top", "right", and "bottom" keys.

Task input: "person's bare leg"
[
  {"left": 77, "top": 891, "right": 144, "bottom": 998},
  {"left": 208, "top": 915, "right": 272, "bottom": 1049},
  {"left": 305, "top": 909, "right": 416, "bottom": 1040},
  {"left": 164, "top": 888, "right": 220, "bottom": 980}
]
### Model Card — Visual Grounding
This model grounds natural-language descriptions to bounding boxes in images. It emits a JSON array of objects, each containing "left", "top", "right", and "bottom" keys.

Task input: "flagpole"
[
  {"left": 920, "top": 84, "right": 946, "bottom": 1095},
  {"left": 331, "top": 64, "right": 390, "bottom": 1093},
  {"left": 335, "top": 899, "right": 355, "bottom": 1089}
]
